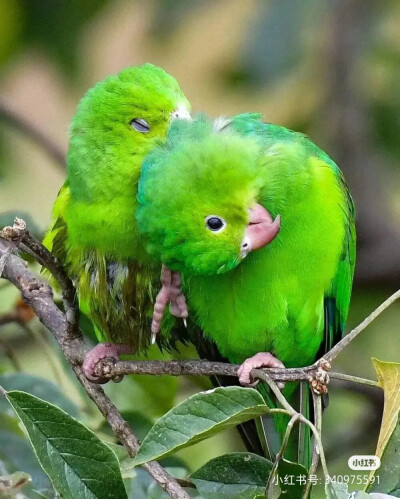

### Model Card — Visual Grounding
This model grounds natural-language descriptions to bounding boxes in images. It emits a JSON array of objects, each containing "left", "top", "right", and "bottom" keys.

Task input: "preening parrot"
[
  {"left": 43, "top": 64, "right": 191, "bottom": 381},
  {"left": 136, "top": 114, "right": 356, "bottom": 465}
]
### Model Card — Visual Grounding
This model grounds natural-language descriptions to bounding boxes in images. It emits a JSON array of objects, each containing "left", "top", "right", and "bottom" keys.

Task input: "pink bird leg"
[
  {"left": 83, "top": 343, "right": 132, "bottom": 383},
  {"left": 151, "top": 265, "right": 188, "bottom": 343},
  {"left": 237, "top": 352, "right": 285, "bottom": 389}
]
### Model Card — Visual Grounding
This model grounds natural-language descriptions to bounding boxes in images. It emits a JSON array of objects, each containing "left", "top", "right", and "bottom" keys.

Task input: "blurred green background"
[{"left": 0, "top": 1, "right": 399, "bottom": 497}]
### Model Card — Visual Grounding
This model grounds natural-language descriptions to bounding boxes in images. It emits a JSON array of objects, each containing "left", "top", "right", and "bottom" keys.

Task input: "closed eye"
[{"left": 130, "top": 118, "right": 150, "bottom": 133}]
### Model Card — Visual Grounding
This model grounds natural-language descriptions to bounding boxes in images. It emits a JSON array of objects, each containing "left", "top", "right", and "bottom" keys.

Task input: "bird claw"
[
  {"left": 151, "top": 265, "right": 188, "bottom": 341},
  {"left": 237, "top": 352, "right": 285, "bottom": 389},
  {"left": 82, "top": 343, "right": 131, "bottom": 383},
  {"left": 310, "top": 361, "right": 331, "bottom": 394}
]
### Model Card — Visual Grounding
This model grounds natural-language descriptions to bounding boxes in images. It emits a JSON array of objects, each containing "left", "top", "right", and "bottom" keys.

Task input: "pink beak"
[{"left": 240, "top": 203, "right": 280, "bottom": 258}]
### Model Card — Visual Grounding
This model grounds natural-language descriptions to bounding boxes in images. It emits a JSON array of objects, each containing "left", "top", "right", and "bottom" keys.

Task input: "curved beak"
[{"left": 240, "top": 203, "right": 280, "bottom": 258}]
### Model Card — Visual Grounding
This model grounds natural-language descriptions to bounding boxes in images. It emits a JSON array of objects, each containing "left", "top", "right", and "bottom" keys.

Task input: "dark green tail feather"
[{"left": 257, "top": 381, "right": 312, "bottom": 469}]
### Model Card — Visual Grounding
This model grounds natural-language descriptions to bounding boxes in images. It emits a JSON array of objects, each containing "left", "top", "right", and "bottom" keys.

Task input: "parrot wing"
[
  {"left": 43, "top": 182, "right": 158, "bottom": 351},
  {"left": 42, "top": 181, "right": 70, "bottom": 278},
  {"left": 321, "top": 172, "right": 356, "bottom": 355}
]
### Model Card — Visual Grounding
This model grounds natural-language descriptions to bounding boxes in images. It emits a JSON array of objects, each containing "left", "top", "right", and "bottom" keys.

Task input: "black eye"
[
  {"left": 205, "top": 215, "right": 226, "bottom": 232},
  {"left": 130, "top": 118, "right": 150, "bottom": 133}
]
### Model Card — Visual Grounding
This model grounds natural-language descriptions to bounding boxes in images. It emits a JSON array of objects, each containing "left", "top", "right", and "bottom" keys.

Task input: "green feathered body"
[
  {"left": 44, "top": 64, "right": 190, "bottom": 351},
  {"left": 139, "top": 114, "right": 355, "bottom": 367},
  {"left": 137, "top": 114, "right": 356, "bottom": 464},
  {"left": 186, "top": 115, "right": 355, "bottom": 367}
]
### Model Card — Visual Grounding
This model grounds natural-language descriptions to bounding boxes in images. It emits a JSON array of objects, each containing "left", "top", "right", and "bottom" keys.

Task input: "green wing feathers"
[
  {"left": 322, "top": 173, "right": 356, "bottom": 354},
  {"left": 43, "top": 182, "right": 70, "bottom": 265},
  {"left": 43, "top": 183, "right": 157, "bottom": 351}
]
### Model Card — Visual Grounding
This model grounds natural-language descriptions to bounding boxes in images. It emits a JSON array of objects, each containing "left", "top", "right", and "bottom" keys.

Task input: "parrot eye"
[
  {"left": 130, "top": 118, "right": 150, "bottom": 133},
  {"left": 205, "top": 215, "right": 226, "bottom": 233}
]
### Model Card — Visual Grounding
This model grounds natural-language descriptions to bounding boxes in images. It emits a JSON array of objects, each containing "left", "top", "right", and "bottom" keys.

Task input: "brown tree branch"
[
  {"left": 91, "top": 282, "right": 400, "bottom": 389},
  {"left": 2, "top": 218, "right": 79, "bottom": 341},
  {"left": 0, "top": 223, "right": 189, "bottom": 499}
]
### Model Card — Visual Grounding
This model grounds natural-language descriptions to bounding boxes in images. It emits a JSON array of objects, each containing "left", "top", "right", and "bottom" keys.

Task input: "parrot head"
[
  {"left": 67, "top": 64, "right": 191, "bottom": 193},
  {"left": 71, "top": 63, "right": 190, "bottom": 140},
  {"left": 137, "top": 116, "right": 280, "bottom": 275}
]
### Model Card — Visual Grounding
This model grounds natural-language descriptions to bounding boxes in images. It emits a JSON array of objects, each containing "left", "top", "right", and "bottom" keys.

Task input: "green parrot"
[
  {"left": 136, "top": 115, "right": 356, "bottom": 464},
  {"left": 43, "top": 64, "right": 191, "bottom": 381}
]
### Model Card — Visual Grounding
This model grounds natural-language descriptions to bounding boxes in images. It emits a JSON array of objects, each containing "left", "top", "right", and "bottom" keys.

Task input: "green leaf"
[
  {"left": 372, "top": 360, "right": 400, "bottom": 460},
  {"left": 133, "top": 386, "right": 270, "bottom": 465},
  {"left": 367, "top": 359, "right": 400, "bottom": 496},
  {"left": 4, "top": 390, "right": 127, "bottom": 499},
  {"left": 369, "top": 414, "right": 400, "bottom": 496},
  {"left": 105, "top": 442, "right": 136, "bottom": 480},
  {"left": 276, "top": 459, "right": 308, "bottom": 498},
  {"left": 191, "top": 452, "right": 272, "bottom": 498},
  {"left": 0, "top": 373, "right": 79, "bottom": 417}
]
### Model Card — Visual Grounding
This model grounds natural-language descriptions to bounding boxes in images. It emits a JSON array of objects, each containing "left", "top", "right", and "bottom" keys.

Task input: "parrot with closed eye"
[
  {"left": 136, "top": 115, "right": 356, "bottom": 466},
  {"left": 43, "top": 64, "right": 191, "bottom": 381}
]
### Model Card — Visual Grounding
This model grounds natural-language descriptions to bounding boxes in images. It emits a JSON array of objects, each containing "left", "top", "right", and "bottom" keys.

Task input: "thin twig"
[
  {"left": 0, "top": 100, "right": 65, "bottom": 168},
  {"left": 329, "top": 372, "right": 379, "bottom": 387},
  {"left": 299, "top": 414, "right": 329, "bottom": 478},
  {"left": 266, "top": 413, "right": 300, "bottom": 496},
  {"left": 0, "top": 231, "right": 189, "bottom": 499},
  {"left": 252, "top": 369, "right": 330, "bottom": 486},
  {"left": 252, "top": 369, "right": 295, "bottom": 413},
  {"left": 303, "top": 394, "right": 322, "bottom": 498},
  {"left": 323, "top": 289, "right": 400, "bottom": 364}
]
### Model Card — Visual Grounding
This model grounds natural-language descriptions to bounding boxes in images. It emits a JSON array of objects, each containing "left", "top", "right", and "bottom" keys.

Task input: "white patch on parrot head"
[{"left": 170, "top": 104, "right": 191, "bottom": 121}]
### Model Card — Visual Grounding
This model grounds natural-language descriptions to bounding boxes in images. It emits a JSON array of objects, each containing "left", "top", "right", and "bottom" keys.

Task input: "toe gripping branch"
[{"left": 82, "top": 343, "right": 131, "bottom": 384}]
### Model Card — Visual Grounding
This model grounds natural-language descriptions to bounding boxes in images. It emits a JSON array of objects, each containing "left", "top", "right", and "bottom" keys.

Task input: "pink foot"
[
  {"left": 237, "top": 352, "right": 285, "bottom": 388},
  {"left": 151, "top": 265, "right": 188, "bottom": 342},
  {"left": 83, "top": 343, "right": 131, "bottom": 383}
]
